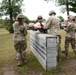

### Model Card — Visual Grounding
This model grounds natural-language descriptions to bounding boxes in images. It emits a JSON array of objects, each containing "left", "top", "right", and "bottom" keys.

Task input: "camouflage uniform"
[
  {"left": 44, "top": 11, "right": 61, "bottom": 61},
  {"left": 65, "top": 20, "right": 76, "bottom": 58},
  {"left": 35, "top": 15, "right": 47, "bottom": 33},
  {"left": 13, "top": 14, "right": 27, "bottom": 65},
  {"left": 44, "top": 16, "right": 61, "bottom": 35}
]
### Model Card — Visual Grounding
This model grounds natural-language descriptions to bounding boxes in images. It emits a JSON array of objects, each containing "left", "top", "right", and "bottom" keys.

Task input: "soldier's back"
[{"left": 49, "top": 16, "right": 61, "bottom": 35}]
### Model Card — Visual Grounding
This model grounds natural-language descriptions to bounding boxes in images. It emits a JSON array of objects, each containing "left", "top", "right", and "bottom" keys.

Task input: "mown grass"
[
  {"left": 16, "top": 52, "right": 62, "bottom": 75},
  {"left": 0, "top": 28, "right": 15, "bottom": 67},
  {"left": 0, "top": 28, "right": 74, "bottom": 75}
]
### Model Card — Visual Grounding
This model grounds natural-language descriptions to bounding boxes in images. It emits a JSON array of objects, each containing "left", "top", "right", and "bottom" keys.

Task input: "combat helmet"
[
  {"left": 49, "top": 10, "right": 56, "bottom": 15},
  {"left": 68, "top": 15, "right": 75, "bottom": 20},
  {"left": 16, "top": 14, "right": 24, "bottom": 20},
  {"left": 37, "top": 15, "right": 43, "bottom": 19},
  {"left": 67, "top": 15, "right": 72, "bottom": 18},
  {"left": 70, "top": 16, "right": 75, "bottom": 20}
]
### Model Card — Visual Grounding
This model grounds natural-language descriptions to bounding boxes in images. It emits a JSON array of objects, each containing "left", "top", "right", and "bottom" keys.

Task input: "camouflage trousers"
[
  {"left": 65, "top": 37, "right": 76, "bottom": 55},
  {"left": 14, "top": 40, "right": 27, "bottom": 60}
]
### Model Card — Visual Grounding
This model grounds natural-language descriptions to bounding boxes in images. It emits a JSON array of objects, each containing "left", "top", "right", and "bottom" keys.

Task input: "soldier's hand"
[{"left": 29, "top": 23, "right": 35, "bottom": 27}]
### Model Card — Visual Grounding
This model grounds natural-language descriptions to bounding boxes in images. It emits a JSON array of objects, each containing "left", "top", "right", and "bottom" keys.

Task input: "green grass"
[
  {"left": 0, "top": 28, "right": 74, "bottom": 75},
  {"left": 0, "top": 28, "right": 15, "bottom": 67}
]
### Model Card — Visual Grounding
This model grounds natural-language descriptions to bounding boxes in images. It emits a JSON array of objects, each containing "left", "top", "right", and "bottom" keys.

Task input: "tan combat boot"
[{"left": 17, "top": 59, "right": 23, "bottom": 66}]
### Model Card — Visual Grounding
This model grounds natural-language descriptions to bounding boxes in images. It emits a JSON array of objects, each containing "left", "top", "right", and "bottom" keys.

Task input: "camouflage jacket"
[
  {"left": 44, "top": 16, "right": 61, "bottom": 35},
  {"left": 13, "top": 21, "right": 27, "bottom": 41},
  {"left": 65, "top": 22, "right": 76, "bottom": 38}
]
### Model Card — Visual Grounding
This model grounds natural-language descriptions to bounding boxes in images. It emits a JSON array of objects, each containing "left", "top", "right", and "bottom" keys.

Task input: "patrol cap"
[
  {"left": 49, "top": 10, "right": 56, "bottom": 15},
  {"left": 16, "top": 14, "right": 24, "bottom": 20},
  {"left": 37, "top": 15, "right": 43, "bottom": 19}
]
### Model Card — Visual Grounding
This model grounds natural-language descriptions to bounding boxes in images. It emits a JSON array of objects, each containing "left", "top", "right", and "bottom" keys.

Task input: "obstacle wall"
[{"left": 30, "top": 31, "right": 59, "bottom": 70}]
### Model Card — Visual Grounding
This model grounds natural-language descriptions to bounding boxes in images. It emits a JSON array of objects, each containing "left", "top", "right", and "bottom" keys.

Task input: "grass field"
[{"left": 0, "top": 28, "right": 75, "bottom": 75}]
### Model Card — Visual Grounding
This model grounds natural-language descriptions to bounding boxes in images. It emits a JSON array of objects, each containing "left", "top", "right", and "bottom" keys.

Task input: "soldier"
[
  {"left": 44, "top": 10, "right": 61, "bottom": 61},
  {"left": 64, "top": 15, "right": 72, "bottom": 27},
  {"left": 13, "top": 14, "right": 27, "bottom": 66},
  {"left": 34, "top": 15, "right": 47, "bottom": 33},
  {"left": 64, "top": 16, "right": 76, "bottom": 59}
]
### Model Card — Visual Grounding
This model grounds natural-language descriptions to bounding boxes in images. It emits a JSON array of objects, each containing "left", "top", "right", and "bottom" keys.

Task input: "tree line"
[{"left": 0, "top": 0, "right": 76, "bottom": 33}]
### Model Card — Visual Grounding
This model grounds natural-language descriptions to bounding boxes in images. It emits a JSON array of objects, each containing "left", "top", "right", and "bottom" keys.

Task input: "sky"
[
  {"left": 0, "top": 0, "right": 76, "bottom": 20},
  {"left": 22, "top": 0, "right": 76, "bottom": 20}
]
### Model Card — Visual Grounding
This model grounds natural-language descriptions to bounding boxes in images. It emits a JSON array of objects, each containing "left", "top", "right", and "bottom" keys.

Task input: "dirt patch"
[
  {"left": 1, "top": 58, "right": 76, "bottom": 75},
  {"left": 57, "top": 58, "right": 76, "bottom": 75},
  {"left": 0, "top": 60, "right": 23, "bottom": 75}
]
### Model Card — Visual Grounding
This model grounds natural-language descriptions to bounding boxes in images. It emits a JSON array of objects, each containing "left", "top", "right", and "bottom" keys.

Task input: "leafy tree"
[
  {"left": 0, "top": 0, "right": 23, "bottom": 25},
  {"left": 69, "top": 0, "right": 76, "bottom": 13},
  {"left": 58, "top": 16, "right": 64, "bottom": 22},
  {"left": 56, "top": 0, "right": 76, "bottom": 15},
  {"left": 44, "top": 0, "right": 76, "bottom": 15},
  {"left": 0, "top": 0, "right": 23, "bottom": 33},
  {"left": 24, "top": 16, "right": 30, "bottom": 24}
]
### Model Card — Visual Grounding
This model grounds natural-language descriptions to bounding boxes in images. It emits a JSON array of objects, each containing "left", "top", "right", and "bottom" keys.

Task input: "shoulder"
[
  {"left": 56, "top": 16, "right": 60, "bottom": 19},
  {"left": 49, "top": 16, "right": 58, "bottom": 20},
  {"left": 54, "top": 16, "right": 61, "bottom": 22},
  {"left": 54, "top": 16, "right": 60, "bottom": 20},
  {"left": 24, "top": 22, "right": 27, "bottom": 26},
  {"left": 13, "top": 21, "right": 18, "bottom": 27},
  {"left": 46, "top": 17, "right": 52, "bottom": 21}
]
